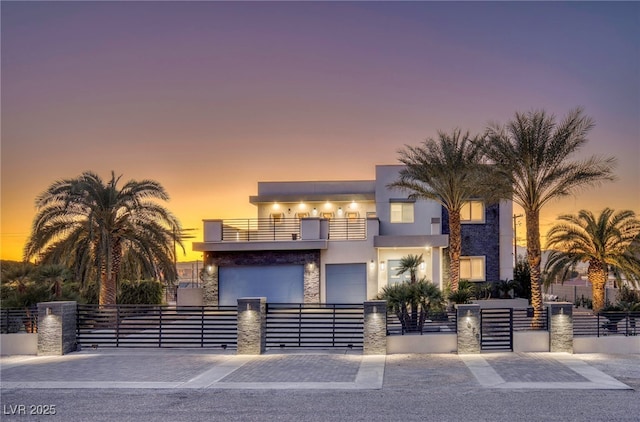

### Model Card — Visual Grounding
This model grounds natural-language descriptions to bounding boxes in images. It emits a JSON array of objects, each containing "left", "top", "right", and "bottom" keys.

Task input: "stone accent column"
[
  {"left": 237, "top": 297, "right": 266, "bottom": 355},
  {"left": 456, "top": 304, "right": 481, "bottom": 354},
  {"left": 37, "top": 301, "right": 77, "bottom": 356},
  {"left": 363, "top": 300, "right": 387, "bottom": 355},
  {"left": 547, "top": 302, "right": 573, "bottom": 353},
  {"left": 202, "top": 262, "right": 218, "bottom": 306},
  {"left": 304, "top": 260, "right": 320, "bottom": 303}
]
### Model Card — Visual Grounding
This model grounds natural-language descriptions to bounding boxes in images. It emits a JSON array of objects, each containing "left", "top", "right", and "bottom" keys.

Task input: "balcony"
[
  {"left": 193, "top": 218, "right": 373, "bottom": 253},
  {"left": 219, "top": 218, "right": 366, "bottom": 241}
]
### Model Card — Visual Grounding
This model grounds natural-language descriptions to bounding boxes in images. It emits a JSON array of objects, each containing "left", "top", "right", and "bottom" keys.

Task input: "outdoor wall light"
[
  {"left": 372, "top": 305, "right": 377, "bottom": 314},
  {"left": 380, "top": 261, "right": 386, "bottom": 271},
  {"left": 420, "top": 262, "right": 426, "bottom": 271},
  {"left": 206, "top": 265, "right": 214, "bottom": 275},
  {"left": 46, "top": 307, "right": 52, "bottom": 316},
  {"left": 337, "top": 207, "right": 343, "bottom": 216},
  {"left": 369, "top": 260, "right": 375, "bottom": 270},
  {"left": 312, "top": 208, "right": 318, "bottom": 216}
]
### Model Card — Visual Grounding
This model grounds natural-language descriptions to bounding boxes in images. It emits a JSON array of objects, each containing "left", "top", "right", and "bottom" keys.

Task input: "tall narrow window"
[
  {"left": 461, "top": 201, "right": 485, "bottom": 223},
  {"left": 390, "top": 202, "right": 414, "bottom": 223},
  {"left": 460, "top": 256, "right": 485, "bottom": 281}
]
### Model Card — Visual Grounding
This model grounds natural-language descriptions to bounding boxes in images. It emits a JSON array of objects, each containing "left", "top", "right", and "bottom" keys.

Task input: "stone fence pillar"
[
  {"left": 547, "top": 302, "right": 573, "bottom": 353},
  {"left": 456, "top": 304, "right": 481, "bottom": 354},
  {"left": 363, "top": 300, "right": 387, "bottom": 355},
  {"left": 237, "top": 297, "right": 266, "bottom": 355},
  {"left": 37, "top": 301, "right": 77, "bottom": 356}
]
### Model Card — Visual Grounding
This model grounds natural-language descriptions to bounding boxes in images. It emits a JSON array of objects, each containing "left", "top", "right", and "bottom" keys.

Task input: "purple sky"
[{"left": 2, "top": 1, "right": 639, "bottom": 261}]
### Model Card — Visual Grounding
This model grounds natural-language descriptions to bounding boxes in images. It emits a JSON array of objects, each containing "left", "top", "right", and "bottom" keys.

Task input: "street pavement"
[{"left": 1, "top": 348, "right": 639, "bottom": 421}]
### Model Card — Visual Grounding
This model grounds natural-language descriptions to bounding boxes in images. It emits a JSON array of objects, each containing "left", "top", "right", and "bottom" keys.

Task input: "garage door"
[
  {"left": 218, "top": 265, "right": 304, "bottom": 306},
  {"left": 325, "top": 263, "right": 366, "bottom": 304}
]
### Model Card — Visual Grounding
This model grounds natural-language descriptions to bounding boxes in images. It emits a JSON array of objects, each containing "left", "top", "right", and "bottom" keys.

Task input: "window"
[
  {"left": 321, "top": 212, "right": 334, "bottom": 219},
  {"left": 390, "top": 202, "right": 414, "bottom": 223},
  {"left": 346, "top": 211, "right": 359, "bottom": 221},
  {"left": 461, "top": 201, "right": 485, "bottom": 223},
  {"left": 296, "top": 212, "right": 309, "bottom": 219},
  {"left": 460, "top": 256, "right": 485, "bottom": 281}
]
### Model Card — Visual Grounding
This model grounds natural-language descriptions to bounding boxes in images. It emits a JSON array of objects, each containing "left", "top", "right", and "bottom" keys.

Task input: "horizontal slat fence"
[
  {"left": 513, "top": 308, "right": 548, "bottom": 331},
  {"left": 328, "top": 219, "right": 366, "bottom": 240},
  {"left": 573, "top": 311, "right": 639, "bottom": 337},
  {"left": 222, "top": 219, "right": 300, "bottom": 241},
  {"left": 1, "top": 307, "right": 38, "bottom": 333},
  {"left": 77, "top": 305, "right": 237, "bottom": 348},
  {"left": 386, "top": 311, "right": 457, "bottom": 335},
  {"left": 266, "top": 303, "right": 363, "bottom": 348}
]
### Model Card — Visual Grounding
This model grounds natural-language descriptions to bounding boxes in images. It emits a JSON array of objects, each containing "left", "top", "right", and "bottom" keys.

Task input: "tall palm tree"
[
  {"left": 391, "top": 129, "right": 506, "bottom": 292},
  {"left": 24, "top": 171, "right": 184, "bottom": 305},
  {"left": 483, "top": 108, "right": 616, "bottom": 323},
  {"left": 544, "top": 208, "right": 640, "bottom": 313}
]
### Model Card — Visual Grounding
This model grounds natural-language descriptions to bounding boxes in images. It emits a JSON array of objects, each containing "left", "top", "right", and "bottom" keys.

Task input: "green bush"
[
  {"left": 117, "top": 279, "right": 164, "bottom": 305},
  {"left": 376, "top": 278, "right": 444, "bottom": 332}
]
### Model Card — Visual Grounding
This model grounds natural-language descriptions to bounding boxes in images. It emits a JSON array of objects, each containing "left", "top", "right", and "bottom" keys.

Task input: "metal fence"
[
  {"left": 328, "top": 218, "right": 366, "bottom": 240},
  {"left": 265, "top": 303, "right": 364, "bottom": 348},
  {"left": 0, "top": 307, "right": 38, "bottom": 334},
  {"left": 386, "top": 311, "right": 457, "bottom": 335},
  {"left": 220, "top": 218, "right": 367, "bottom": 242},
  {"left": 513, "top": 308, "right": 548, "bottom": 331},
  {"left": 76, "top": 304, "right": 237, "bottom": 348},
  {"left": 222, "top": 219, "right": 301, "bottom": 242},
  {"left": 573, "top": 311, "right": 639, "bottom": 337}
]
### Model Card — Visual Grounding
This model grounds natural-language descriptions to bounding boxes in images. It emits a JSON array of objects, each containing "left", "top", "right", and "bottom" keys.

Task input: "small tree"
[{"left": 377, "top": 279, "right": 443, "bottom": 333}]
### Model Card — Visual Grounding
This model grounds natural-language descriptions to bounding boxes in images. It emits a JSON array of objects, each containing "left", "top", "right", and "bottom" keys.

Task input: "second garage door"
[
  {"left": 218, "top": 265, "right": 304, "bottom": 306},
  {"left": 325, "top": 263, "right": 366, "bottom": 304}
]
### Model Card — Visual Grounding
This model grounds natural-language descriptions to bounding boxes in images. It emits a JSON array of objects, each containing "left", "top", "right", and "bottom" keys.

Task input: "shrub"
[{"left": 117, "top": 279, "right": 164, "bottom": 305}]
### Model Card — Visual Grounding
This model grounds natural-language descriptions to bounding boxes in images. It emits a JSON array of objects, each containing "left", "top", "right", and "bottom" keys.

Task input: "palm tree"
[
  {"left": 391, "top": 129, "right": 506, "bottom": 292},
  {"left": 396, "top": 254, "right": 423, "bottom": 284},
  {"left": 483, "top": 107, "right": 616, "bottom": 324},
  {"left": 544, "top": 208, "right": 640, "bottom": 313},
  {"left": 24, "top": 171, "right": 184, "bottom": 305},
  {"left": 37, "top": 264, "right": 72, "bottom": 299}
]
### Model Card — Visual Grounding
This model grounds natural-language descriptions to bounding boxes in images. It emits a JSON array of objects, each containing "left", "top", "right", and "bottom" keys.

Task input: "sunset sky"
[{"left": 1, "top": 1, "right": 639, "bottom": 263}]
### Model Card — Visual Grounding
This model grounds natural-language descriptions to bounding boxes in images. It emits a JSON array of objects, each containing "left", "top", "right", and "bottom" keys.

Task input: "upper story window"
[
  {"left": 390, "top": 201, "right": 414, "bottom": 223},
  {"left": 296, "top": 212, "right": 309, "bottom": 219},
  {"left": 461, "top": 200, "right": 485, "bottom": 223},
  {"left": 460, "top": 256, "right": 485, "bottom": 281},
  {"left": 321, "top": 212, "right": 334, "bottom": 219}
]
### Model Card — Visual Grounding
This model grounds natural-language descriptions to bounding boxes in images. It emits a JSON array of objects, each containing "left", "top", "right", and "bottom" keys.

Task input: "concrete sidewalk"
[{"left": 1, "top": 349, "right": 638, "bottom": 391}]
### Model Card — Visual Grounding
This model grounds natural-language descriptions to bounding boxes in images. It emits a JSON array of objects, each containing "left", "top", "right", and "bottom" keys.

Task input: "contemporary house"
[{"left": 192, "top": 165, "right": 513, "bottom": 306}]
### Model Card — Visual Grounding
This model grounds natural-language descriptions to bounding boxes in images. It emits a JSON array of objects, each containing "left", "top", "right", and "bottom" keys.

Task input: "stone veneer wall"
[
  {"left": 442, "top": 203, "right": 501, "bottom": 282},
  {"left": 37, "top": 301, "right": 77, "bottom": 356},
  {"left": 363, "top": 301, "right": 387, "bottom": 355},
  {"left": 456, "top": 304, "right": 481, "bottom": 354},
  {"left": 203, "top": 250, "right": 321, "bottom": 305},
  {"left": 548, "top": 302, "right": 573, "bottom": 353}
]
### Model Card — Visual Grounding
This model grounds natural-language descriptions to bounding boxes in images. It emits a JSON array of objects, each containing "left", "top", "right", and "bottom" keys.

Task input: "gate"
[
  {"left": 77, "top": 304, "right": 237, "bottom": 348},
  {"left": 265, "top": 303, "right": 363, "bottom": 349},
  {"left": 480, "top": 308, "right": 513, "bottom": 351}
]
